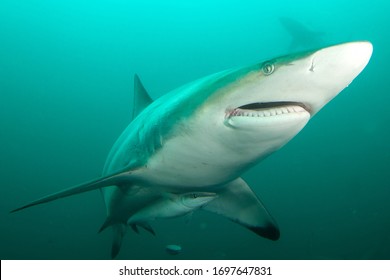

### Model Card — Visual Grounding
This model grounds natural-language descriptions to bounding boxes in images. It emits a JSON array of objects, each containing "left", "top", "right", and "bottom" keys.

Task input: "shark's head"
[
  {"left": 220, "top": 41, "right": 372, "bottom": 126},
  {"left": 159, "top": 41, "right": 373, "bottom": 184},
  {"left": 180, "top": 192, "right": 217, "bottom": 209},
  {"left": 109, "top": 41, "right": 373, "bottom": 188},
  {"left": 222, "top": 41, "right": 372, "bottom": 120},
  {"left": 193, "top": 42, "right": 373, "bottom": 167}
]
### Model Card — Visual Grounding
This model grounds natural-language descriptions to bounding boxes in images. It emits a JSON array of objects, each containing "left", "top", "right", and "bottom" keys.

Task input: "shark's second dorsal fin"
[
  {"left": 203, "top": 178, "right": 280, "bottom": 241},
  {"left": 132, "top": 74, "right": 153, "bottom": 120},
  {"left": 11, "top": 170, "right": 133, "bottom": 213}
]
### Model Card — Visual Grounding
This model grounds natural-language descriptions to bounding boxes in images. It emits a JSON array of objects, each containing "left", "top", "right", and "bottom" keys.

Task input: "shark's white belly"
[
  {"left": 141, "top": 133, "right": 241, "bottom": 189},
  {"left": 135, "top": 110, "right": 310, "bottom": 190}
]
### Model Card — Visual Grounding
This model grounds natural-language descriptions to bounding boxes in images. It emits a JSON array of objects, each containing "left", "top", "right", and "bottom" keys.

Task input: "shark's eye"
[
  {"left": 192, "top": 193, "right": 198, "bottom": 199},
  {"left": 262, "top": 62, "right": 275, "bottom": 76}
]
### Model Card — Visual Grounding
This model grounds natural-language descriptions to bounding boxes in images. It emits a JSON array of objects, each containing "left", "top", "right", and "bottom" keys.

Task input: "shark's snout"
[{"left": 304, "top": 41, "right": 373, "bottom": 115}]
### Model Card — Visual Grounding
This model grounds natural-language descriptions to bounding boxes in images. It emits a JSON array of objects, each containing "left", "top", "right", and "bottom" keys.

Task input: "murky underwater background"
[{"left": 1, "top": 0, "right": 389, "bottom": 260}]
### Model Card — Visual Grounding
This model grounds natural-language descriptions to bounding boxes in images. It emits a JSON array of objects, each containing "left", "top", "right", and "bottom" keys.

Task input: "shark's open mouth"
[{"left": 227, "top": 102, "right": 310, "bottom": 118}]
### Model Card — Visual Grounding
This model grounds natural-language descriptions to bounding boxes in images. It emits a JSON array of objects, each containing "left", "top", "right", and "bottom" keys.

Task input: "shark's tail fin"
[
  {"left": 10, "top": 170, "right": 132, "bottom": 213},
  {"left": 111, "top": 223, "right": 127, "bottom": 259}
]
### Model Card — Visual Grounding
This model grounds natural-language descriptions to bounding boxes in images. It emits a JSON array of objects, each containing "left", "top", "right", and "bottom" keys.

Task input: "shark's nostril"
[{"left": 309, "top": 58, "right": 316, "bottom": 72}]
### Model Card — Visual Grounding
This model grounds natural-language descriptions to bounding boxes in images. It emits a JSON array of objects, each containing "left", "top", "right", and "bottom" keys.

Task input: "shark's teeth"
[{"left": 227, "top": 105, "right": 307, "bottom": 119}]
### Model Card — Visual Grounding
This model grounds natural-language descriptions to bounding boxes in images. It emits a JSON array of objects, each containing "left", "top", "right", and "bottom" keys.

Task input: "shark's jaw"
[{"left": 224, "top": 101, "right": 309, "bottom": 127}]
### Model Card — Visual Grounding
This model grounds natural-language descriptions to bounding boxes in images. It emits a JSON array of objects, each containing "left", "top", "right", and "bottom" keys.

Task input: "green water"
[{"left": 0, "top": 0, "right": 389, "bottom": 260}]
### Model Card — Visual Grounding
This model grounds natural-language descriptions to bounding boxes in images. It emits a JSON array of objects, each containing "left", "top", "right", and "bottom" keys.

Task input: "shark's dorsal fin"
[
  {"left": 202, "top": 178, "right": 280, "bottom": 241},
  {"left": 132, "top": 74, "right": 153, "bottom": 120},
  {"left": 11, "top": 169, "right": 134, "bottom": 213}
]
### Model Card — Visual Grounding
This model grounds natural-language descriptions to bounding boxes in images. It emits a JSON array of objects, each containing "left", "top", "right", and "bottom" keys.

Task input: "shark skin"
[
  {"left": 127, "top": 192, "right": 217, "bottom": 224},
  {"left": 11, "top": 41, "right": 373, "bottom": 258}
]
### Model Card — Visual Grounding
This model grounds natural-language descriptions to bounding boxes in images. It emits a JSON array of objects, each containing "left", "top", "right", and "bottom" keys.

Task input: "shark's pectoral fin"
[
  {"left": 11, "top": 170, "right": 134, "bottom": 213},
  {"left": 111, "top": 223, "right": 127, "bottom": 259},
  {"left": 202, "top": 178, "right": 280, "bottom": 241}
]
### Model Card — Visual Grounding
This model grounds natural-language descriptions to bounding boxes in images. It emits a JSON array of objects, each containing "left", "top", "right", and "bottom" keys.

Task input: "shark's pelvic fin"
[
  {"left": 130, "top": 223, "right": 156, "bottom": 236},
  {"left": 111, "top": 223, "right": 127, "bottom": 259},
  {"left": 132, "top": 74, "right": 153, "bottom": 120},
  {"left": 98, "top": 216, "right": 116, "bottom": 233},
  {"left": 11, "top": 170, "right": 133, "bottom": 213},
  {"left": 102, "top": 217, "right": 156, "bottom": 237},
  {"left": 203, "top": 178, "right": 280, "bottom": 241}
]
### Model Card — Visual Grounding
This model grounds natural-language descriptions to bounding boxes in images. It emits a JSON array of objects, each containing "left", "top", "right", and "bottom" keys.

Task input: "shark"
[
  {"left": 12, "top": 41, "right": 373, "bottom": 258},
  {"left": 279, "top": 17, "right": 325, "bottom": 51},
  {"left": 127, "top": 192, "right": 217, "bottom": 224}
]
